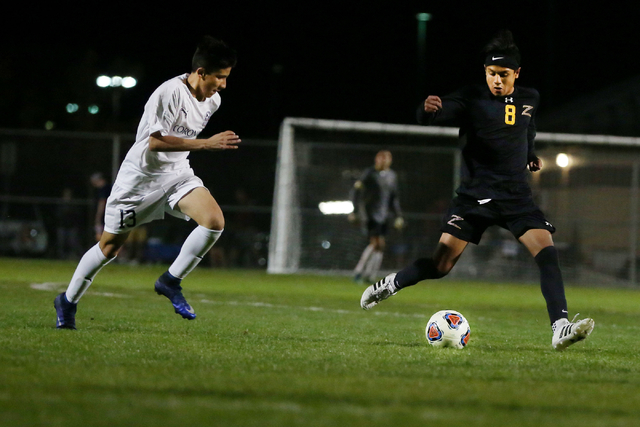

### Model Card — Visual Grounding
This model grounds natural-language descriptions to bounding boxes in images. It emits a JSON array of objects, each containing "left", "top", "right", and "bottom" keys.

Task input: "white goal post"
[{"left": 268, "top": 117, "right": 460, "bottom": 275}]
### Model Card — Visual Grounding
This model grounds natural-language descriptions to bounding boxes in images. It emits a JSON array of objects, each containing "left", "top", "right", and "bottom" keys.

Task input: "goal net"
[{"left": 268, "top": 117, "right": 640, "bottom": 286}]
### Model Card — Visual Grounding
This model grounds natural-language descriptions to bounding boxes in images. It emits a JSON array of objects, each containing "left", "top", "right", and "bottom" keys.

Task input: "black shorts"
[
  {"left": 440, "top": 195, "right": 555, "bottom": 245},
  {"left": 367, "top": 219, "right": 388, "bottom": 237}
]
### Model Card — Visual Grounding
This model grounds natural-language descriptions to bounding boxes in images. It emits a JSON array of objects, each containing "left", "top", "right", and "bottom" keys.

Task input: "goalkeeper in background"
[{"left": 349, "top": 150, "right": 404, "bottom": 283}]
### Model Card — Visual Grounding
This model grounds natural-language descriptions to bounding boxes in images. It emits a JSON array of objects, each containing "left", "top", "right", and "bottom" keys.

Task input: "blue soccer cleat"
[
  {"left": 54, "top": 292, "right": 77, "bottom": 330},
  {"left": 154, "top": 271, "right": 196, "bottom": 320}
]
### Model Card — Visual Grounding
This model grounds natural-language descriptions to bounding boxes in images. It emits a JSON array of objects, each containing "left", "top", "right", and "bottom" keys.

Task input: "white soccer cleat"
[
  {"left": 360, "top": 273, "right": 399, "bottom": 310},
  {"left": 552, "top": 314, "right": 595, "bottom": 351}
]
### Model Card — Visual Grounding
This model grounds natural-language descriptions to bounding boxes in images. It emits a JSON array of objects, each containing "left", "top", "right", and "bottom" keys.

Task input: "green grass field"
[{"left": 1, "top": 258, "right": 639, "bottom": 427}]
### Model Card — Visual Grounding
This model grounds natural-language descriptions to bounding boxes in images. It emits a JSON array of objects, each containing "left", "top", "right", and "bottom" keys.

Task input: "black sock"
[
  {"left": 395, "top": 258, "right": 445, "bottom": 290},
  {"left": 534, "top": 246, "right": 568, "bottom": 325},
  {"left": 161, "top": 271, "right": 182, "bottom": 288}
]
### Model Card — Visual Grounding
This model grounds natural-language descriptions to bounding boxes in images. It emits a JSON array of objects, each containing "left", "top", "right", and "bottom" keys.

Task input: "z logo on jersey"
[
  {"left": 522, "top": 105, "right": 534, "bottom": 117},
  {"left": 447, "top": 215, "right": 464, "bottom": 230}
]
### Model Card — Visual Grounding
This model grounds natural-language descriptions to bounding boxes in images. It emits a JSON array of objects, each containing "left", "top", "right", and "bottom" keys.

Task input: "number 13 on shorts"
[{"left": 119, "top": 209, "right": 137, "bottom": 228}]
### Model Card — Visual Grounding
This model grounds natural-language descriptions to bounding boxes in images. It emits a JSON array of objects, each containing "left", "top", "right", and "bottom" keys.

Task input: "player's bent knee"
[
  {"left": 435, "top": 266, "right": 451, "bottom": 278},
  {"left": 198, "top": 212, "right": 225, "bottom": 230},
  {"left": 98, "top": 231, "right": 129, "bottom": 258},
  {"left": 433, "top": 260, "right": 454, "bottom": 277},
  {"left": 99, "top": 241, "right": 124, "bottom": 259}
]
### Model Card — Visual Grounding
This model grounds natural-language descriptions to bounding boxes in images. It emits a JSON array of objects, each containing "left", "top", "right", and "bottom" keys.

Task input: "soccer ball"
[{"left": 426, "top": 310, "right": 471, "bottom": 349}]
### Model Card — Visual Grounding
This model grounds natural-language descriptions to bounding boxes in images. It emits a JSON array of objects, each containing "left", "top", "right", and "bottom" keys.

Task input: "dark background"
[
  {"left": 1, "top": 1, "right": 639, "bottom": 266},
  {"left": 2, "top": 1, "right": 639, "bottom": 138}
]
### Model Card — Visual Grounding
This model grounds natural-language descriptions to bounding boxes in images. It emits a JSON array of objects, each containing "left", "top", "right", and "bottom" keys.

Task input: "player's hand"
[
  {"left": 204, "top": 131, "right": 241, "bottom": 150},
  {"left": 424, "top": 96, "right": 442, "bottom": 113},
  {"left": 528, "top": 157, "right": 542, "bottom": 172},
  {"left": 394, "top": 217, "right": 405, "bottom": 230}
]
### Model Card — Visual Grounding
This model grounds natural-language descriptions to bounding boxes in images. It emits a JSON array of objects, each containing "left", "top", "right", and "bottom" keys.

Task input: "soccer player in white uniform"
[{"left": 54, "top": 36, "right": 240, "bottom": 329}]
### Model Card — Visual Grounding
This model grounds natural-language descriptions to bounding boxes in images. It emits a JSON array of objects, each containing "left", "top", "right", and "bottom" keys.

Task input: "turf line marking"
[
  {"left": 30, "top": 282, "right": 423, "bottom": 317},
  {"left": 30, "top": 282, "right": 131, "bottom": 298},
  {"left": 198, "top": 299, "right": 427, "bottom": 319}
]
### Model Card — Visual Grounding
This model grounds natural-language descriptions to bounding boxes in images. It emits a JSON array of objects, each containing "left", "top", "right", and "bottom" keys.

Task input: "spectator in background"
[
  {"left": 55, "top": 187, "right": 83, "bottom": 259},
  {"left": 90, "top": 172, "right": 111, "bottom": 242},
  {"left": 349, "top": 150, "right": 404, "bottom": 283},
  {"left": 227, "top": 187, "right": 259, "bottom": 267}
]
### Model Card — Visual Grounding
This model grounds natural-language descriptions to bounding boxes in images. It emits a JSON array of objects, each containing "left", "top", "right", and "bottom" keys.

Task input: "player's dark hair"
[
  {"left": 482, "top": 29, "right": 521, "bottom": 65},
  {"left": 191, "top": 36, "right": 237, "bottom": 73}
]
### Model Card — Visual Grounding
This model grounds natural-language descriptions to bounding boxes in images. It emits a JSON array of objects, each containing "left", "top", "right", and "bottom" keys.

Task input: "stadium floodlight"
[
  {"left": 96, "top": 75, "right": 137, "bottom": 88},
  {"left": 96, "top": 75, "right": 111, "bottom": 88},
  {"left": 96, "top": 75, "right": 137, "bottom": 122},
  {"left": 111, "top": 76, "right": 123, "bottom": 87},
  {"left": 122, "top": 76, "right": 137, "bottom": 88},
  {"left": 556, "top": 153, "right": 570, "bottom": 168},
  {"left": 318, "top": 201, "right": 353, "bottom": 215}
]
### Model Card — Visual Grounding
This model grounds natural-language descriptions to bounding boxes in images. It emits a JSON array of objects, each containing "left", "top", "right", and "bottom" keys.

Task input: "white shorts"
[{"left": 103, "top": 175, "right": 206, "bottom": 234}]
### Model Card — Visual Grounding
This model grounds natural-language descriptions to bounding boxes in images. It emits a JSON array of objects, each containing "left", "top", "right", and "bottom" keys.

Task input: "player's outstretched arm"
[
  {"left": 149, "top": 131, "right": 241, "bottom": 152},
  {"left": 201, "top": 131, "right": 241, "bottom": 151}
]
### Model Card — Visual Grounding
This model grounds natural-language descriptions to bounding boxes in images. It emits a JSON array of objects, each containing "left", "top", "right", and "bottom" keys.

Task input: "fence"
[
  {"left": 3, "top": 124, "right": 640, "bottom": 287},
  {"left": 0, "top": 128, "right": 276, "bottom": 269}
]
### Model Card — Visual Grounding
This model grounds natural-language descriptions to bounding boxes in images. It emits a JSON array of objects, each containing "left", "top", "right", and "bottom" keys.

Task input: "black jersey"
[
  {"left": 418, "top": 83, "right": 540, "bottom": 200},
  {"left": 351, "top": 167, "right": 402, "bottom": 224}
]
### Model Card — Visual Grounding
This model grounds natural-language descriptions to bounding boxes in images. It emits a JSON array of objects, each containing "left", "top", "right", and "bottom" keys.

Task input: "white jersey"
[{"left": 114, "top": 73, "right": 221, "bottom": 193}]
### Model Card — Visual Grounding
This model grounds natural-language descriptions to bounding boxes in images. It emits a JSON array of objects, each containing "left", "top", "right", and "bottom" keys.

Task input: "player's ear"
[
  {"left": 196, "top": 67, "right": 207, "bottom": 79},
  {"left": 514, "top": 67, "right": 521, "bottom": 79}
]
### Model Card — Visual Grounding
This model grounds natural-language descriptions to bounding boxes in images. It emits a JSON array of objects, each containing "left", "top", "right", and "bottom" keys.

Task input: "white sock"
[
  {"left": 354, "top": 244, "right": 375, "bottom": 275},
  {"left": 66, "top": 243, "right": 115, "bottom": 303},
  {"left": 364, "top": 251, "right": 383, "bottom": 280},
  {"left": 168, "top": 226, "right": 223, "bottom": 279}
]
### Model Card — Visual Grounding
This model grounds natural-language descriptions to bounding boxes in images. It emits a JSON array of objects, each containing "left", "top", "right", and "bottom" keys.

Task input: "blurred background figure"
[
  {"left": 117, "top": 225, "right": 148, "bottom": 265},
  {"left": 225, "top": 187, "right": 260, "bottom": 268},
  {"left": 55, "top": 187, "right": 83, "bottom": 259},
  {"left": 90, "top": 172, "right": 111, "bottom": 242},
  {"left": 349, "top": 150, "right": 403, "bottom": 283}
]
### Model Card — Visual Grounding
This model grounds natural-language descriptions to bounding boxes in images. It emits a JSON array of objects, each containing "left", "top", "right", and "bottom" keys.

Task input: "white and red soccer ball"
[{"left": 426, "top": 310, "right": 471, "bottom": 349}]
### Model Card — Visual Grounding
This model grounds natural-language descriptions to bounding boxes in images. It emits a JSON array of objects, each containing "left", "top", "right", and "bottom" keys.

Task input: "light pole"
[
  {"left": 416, "top": 13, "right": 431, "bottom": 99},
  {"left": 96, "top": 75, "right": 137, "bottom": 124},
  {"left": 96, "top": 75, "right": 137, "bottom": 181}
]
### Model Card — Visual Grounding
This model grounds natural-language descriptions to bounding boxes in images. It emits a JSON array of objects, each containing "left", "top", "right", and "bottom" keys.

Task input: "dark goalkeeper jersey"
[
  {"left": 417, "top": 83, "right": 540, "bottom": 201},
  {"left": 351, "top": 167, "right": 402, "bottom": 224}
]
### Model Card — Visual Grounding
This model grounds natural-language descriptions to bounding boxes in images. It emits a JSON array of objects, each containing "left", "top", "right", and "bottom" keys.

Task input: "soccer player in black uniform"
[
  {"left": 349, "top": 150, "right": 404, "bottom": 283},
  {"left": 360, "top": 30, "right": 594, "bottom": 351}
]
